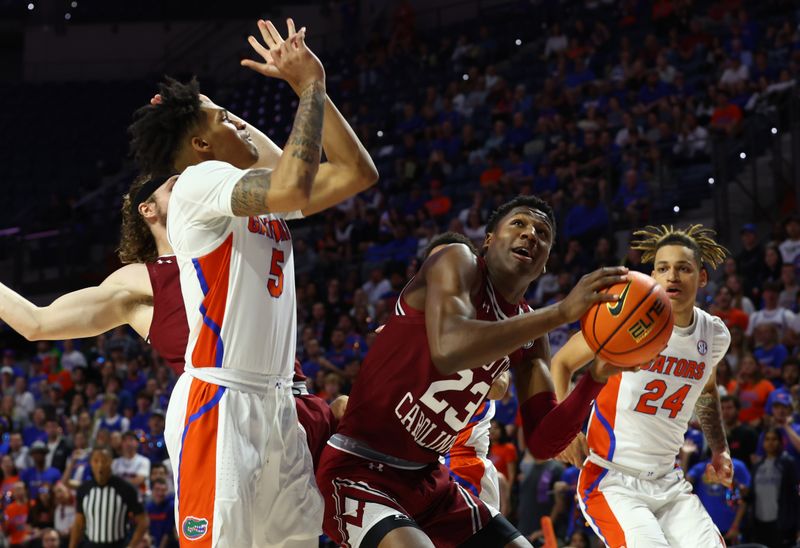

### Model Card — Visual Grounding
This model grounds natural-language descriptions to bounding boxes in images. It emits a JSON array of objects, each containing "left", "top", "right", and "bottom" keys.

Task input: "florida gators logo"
[{"left": 182, "top": 516, "right": 208, "bottom": 541}]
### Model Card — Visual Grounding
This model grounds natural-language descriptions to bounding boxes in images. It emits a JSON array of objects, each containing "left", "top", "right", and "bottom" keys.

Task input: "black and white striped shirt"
[{"left": 76, "top": 476, "right": 143, "bottom": 547}]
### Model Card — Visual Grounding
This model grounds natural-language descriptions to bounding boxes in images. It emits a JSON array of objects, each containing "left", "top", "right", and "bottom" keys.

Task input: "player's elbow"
[
  {"left": 359, "top": 159, "right": 379, "bottom": 187},
  {"left": 430, "top": 351, "right": 460, "bottom": 376}
]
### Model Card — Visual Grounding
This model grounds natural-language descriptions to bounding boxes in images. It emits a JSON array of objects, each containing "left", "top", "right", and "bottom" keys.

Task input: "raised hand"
[
  {"left": 557, "top": 266, "right": 628, "bottom": 324},
  {"left": 241, "top": 18, "right": 325, "bottom": 93},
  {"left": 706, "top": 451, "right": 733, "bottom": 488}
]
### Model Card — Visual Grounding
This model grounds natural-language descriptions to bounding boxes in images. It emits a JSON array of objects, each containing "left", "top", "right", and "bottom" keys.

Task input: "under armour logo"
[
  {"left": 368, "top": 462, "right": 384, "bottom": 472},
  {"left": 483, "top": 302, "right": 491, "bottom": 313},
  {"left": 156, "top": 259, "right": 173, "bottom": 264}
]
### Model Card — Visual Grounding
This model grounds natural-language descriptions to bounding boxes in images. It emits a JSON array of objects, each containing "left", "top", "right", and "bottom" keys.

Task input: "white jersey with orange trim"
[
  {"left": 167, "top": 160, "right": 303, "bottom": 379},
  {"left": 587, "top": 307, "right": 730, "bottom": 473}
]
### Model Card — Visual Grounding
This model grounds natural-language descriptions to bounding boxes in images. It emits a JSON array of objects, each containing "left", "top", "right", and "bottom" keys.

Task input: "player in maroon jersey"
[{"left": 316, "top": 195, "right": 629, "bottom": 547}]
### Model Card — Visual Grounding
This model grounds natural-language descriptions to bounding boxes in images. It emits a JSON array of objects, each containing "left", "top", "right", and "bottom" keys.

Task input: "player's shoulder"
[
  {"left": 695, "top": 307, "right": 730, "bottom": 336},
  {"left": 422, "top": 243, "right": 480, "bottom": 284},
  {"left": 174, "top": 160, "right": 243, "bottom": 199},
  {"left": 101, "top": 264, "right": 152, "bottom": 297}
]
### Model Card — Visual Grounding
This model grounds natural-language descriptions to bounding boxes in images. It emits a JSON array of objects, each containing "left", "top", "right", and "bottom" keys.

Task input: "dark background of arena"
[{"left": 0, "top": 0, "right": 799, "bottom": 546}]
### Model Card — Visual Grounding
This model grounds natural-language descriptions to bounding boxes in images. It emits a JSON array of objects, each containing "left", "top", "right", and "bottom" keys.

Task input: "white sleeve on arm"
[
  {"left": 710, "top": 316, "right": 731, "bottom": 367},
  {"left": 168, "top": 160, "right": 245, "bottom": 255},
  {"left": 172, "top": 160, "right": 244, "bottom": 220}
]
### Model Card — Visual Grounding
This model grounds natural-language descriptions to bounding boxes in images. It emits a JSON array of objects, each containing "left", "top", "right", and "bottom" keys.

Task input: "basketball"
[{"left": 580, "top": 271, "right": 674, "bottom": 367}]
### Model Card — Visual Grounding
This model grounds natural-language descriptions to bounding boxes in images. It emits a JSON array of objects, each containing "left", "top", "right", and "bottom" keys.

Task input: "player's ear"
[
  {"left": 190, "top": 135, "right": 211, "bottom": 153},
  {"left": 483, "top": 232, "right": 493, "bottom": 251},
  {"left": 698, "top": 266, "right": 708, "bottom": 288}
]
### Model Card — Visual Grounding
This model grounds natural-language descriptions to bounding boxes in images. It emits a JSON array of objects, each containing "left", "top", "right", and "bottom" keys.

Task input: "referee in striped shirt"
[{"left": 69, "top": 446, "right": 148, "bottom": 548}]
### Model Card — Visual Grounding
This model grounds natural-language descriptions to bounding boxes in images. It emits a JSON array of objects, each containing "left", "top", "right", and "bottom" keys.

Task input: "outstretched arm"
[
  {"left": 696, "top": 370, "right": 733, "bottom": 487},
  {"left": 241, "top": 19, "right": 378, "bottom": 217},
  {"left": 0, "top": 264, "right": 152, "bottom": 341}
]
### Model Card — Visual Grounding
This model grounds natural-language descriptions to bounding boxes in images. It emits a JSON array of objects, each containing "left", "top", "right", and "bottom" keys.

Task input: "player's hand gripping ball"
[{"left": 581, "top": 271, "right": 674, "bottom": 367}]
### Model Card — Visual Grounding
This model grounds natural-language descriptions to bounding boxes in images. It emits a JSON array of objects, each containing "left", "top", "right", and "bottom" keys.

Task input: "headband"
[{"left": 129, "top": 174, "right": 176, "bottom": 215}]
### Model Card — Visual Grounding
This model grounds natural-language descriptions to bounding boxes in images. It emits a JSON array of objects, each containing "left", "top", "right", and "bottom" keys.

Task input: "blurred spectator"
[
  {"left": 732, "top": 354, "right": 774, "bottom": 426},
  {"left": 759, "top": 392, "right": 800, "bottom": 471},
  {"left": 726, "top": 274, "right": 756, "bottom": 316},
  {"left": 778, "top": 264, "right": 798, "bottom": 310},
  {"left": 711, "top": 286, "right": 749, "bottom": 332},
  {"left": 71, "top": 446, "right": 148, "bottom": 548},
  {"left": 750, "top": 428, "right": 798, "bottom": 547},
  {"left": 516, "top": 449, "right": 564, "bottom": 539},
  {"left": 92, "top": 394, "right": 130, "bottom": 440},
  {"left": 141, "top": 410, "right": 168, "bottom": 465},
  {"left": 21, "top": 442, "right": 61, "bottom": 498},
  {"left": 563, "top": 187, "right": 610, "bottom": 244},
  {"left": 4, "top": 481, "right": 31, "bottom": 547},
  {"left": 53, "top": 483, "right": 76, "bottom": 543},
  {"left": 778, "top": 215, "right": 800, "bottom": 269},
  {"left": 146, "top": 478, "right": 177, "bottom": 548},
  {"left": 318, "top": 372, "right": 344, "bottom": 404},
  {"left": 613, "top": 169, "right": 651, "bottom": 226},
  {"left": 23, "top": 407, "right": 47, "bottom": 447},
  {"left": 28, "top": 484, "right": 56, "bottom": 537},
  {"left": 746, "top": 281, "right": 798, "bottom": 344},
  {"left": 8, "top": 432, "right": 32, "bottom": 471},
  {"left": 721, "top": 395, "right": 759, "bottom": 467},
  {"left": 424, "top": 180, "right": 452, "bottom": 219},
  {"left": 41, "top": 528, "right": 60, "bottom": 548},
  {"left": 687, "top": 457, "right": 750, "bottom": 544},
  {"left": 112, "top": 432, "right": 150, "bottom": 496},
  {"left": 709, "top": 92, "right": 742, "bottom": 135},
  {"left": 672, "top": 113, "right": 709, "bottom": 162},
  {"left": 361, "top": 268, "right": 391, "bottom": 306},
  {"left": 59, "top": 340, "right": 87, "bottom": 372},
  {"left": 759, "top": 243, "right": 783, "bottom": 287},
  {"left": 488, "top": 419, "right": 517, "bottom": 490},
  {"left": 752, "top": 323, "right": 788, "bottom": 384},
  {"left": 1, "top": 455, "right": 20, "bottom": 506},
  {"left": 44, "top": 416, "right": 71, "bottom": 473},
  {"left": 735, "top": 223, "right": 763, "bottom": 296},
  {"left": 62, "top": 431, "right": 92, "bottom": 489}
]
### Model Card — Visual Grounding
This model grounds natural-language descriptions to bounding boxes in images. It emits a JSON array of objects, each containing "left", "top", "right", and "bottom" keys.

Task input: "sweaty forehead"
[{"left": 505, "top": 206, "right": 551, "bottom": 226}]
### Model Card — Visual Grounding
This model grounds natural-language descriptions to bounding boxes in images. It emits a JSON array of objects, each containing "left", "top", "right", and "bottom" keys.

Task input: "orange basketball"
[{"left": 580, "top": 270, "right": 674, "bottom": 367}]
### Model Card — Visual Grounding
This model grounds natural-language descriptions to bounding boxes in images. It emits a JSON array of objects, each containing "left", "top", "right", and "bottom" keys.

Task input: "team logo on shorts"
[
  {"left": 182, "top": 516, "right": 209, "bottom": 541},
  {"left": 697, "top": 340, "right": 708, "bottom": 355}
]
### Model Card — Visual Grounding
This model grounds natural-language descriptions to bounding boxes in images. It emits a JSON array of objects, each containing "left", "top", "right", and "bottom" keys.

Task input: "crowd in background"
[{"left": 2, "top": 0, "right": 800, "bottom": 546}]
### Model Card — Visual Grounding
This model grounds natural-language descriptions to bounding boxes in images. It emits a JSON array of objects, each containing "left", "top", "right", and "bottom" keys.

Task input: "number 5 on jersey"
[{"left": 267, "top": 249, "right": 285, "bottom": 298}]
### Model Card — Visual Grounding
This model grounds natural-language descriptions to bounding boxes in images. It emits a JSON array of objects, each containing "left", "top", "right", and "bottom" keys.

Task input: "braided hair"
[{"left": 631, "top": 224, "right": 728, "bottom": 269}]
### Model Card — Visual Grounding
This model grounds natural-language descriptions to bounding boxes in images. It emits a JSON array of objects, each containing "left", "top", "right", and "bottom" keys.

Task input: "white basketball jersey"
[
  {"left": 168, "top": 160, "right": 302, "bottom": 377},
  {"left": 587, "top": 307, "right": 730, "bottom": 471}
]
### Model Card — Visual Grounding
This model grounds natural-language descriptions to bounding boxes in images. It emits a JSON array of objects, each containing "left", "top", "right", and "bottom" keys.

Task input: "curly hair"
[
  {"left": 118, "top": 175, "right": 159, "bottom": 264},
  {"left": 631, "top": 224, "right": 728, "bottom": 269},
  {"left": 128, "top": 76, "right": 204, "bottom": 175}
]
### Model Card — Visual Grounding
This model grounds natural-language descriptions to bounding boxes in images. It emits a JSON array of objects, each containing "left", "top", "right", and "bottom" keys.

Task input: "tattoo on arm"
[
  {"left": 231, "top": 168, "right": 273, "bottom": 216},
  {"left": 695, "top": 390, "right": 729, "bottom": 454},
  {"left": 286, "top": 81, "right": 325, "bottom": 167}
]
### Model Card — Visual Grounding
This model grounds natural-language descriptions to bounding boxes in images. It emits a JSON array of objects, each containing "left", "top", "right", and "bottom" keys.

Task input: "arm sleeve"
[
  {"left": 520, "top": 373, "right": 605, "bottom": 460},
  {"left": 172, "top": 161, "right": 244, "bottom": 220}
]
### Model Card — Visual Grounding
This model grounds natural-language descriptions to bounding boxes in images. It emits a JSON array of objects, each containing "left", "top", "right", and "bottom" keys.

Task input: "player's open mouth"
[
  {"left": 512, "top": 247, "right": 533, "bottom": 262},
  {"left": 666, "top": 286, "right": 681, "bottom": 296}
]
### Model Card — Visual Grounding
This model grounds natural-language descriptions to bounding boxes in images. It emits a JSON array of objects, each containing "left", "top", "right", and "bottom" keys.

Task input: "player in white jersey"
[
  {"left": 551, "top": 225, "right": 733, "bottom": 548},
  {"left": 128, "top": 19, "right": 377, "bottom": 548}
]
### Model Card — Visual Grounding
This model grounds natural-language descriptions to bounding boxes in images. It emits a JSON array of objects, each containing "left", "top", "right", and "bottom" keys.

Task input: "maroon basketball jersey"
[
  {"left": 146, "top": 256, "right": 189, "bottom": 375},
  {"left": 337, "top": 257, "right": 535, "bottom": 463}
]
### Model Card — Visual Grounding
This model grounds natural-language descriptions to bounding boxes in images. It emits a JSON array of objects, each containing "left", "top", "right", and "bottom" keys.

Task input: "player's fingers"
[
  {"left": 588, "top": 274, "right": 628, "bottom": 292},
  {"left": 247, "top": 35, "right": 272, "bottom": 60},
  {"left": 287, "top": 17, "right": 296, "bottom": 35},
  {"left": 256, "top": 20, "right": 278, "bottom": 49},
  {"left": 264, "top": 19, "right": 285, "bottom": 45},
  {"left": 240, "top": 59, "right": 281, "bottom": 77}
]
